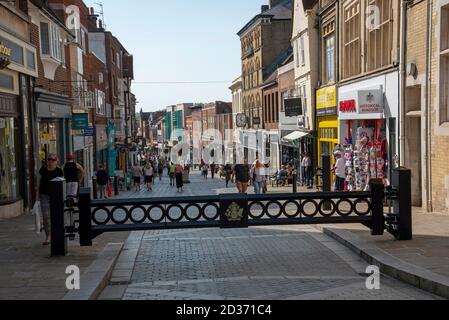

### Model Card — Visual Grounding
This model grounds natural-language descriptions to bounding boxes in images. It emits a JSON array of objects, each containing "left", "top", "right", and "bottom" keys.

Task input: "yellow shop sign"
[
  {"left": 316, "top": 86, "right": 338, "bottom": 116},
  {"left": 316, "top": 86, "right": 337, "bottom": 109}
]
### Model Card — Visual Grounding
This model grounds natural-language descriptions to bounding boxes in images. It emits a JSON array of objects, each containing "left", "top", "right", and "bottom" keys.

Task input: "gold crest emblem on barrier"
[{"left": 225, "top": 202, "right": 244, "bottom": 222}]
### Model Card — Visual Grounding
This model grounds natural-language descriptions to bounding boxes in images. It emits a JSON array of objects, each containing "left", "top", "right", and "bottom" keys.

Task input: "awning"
[{"left": 283, "top": 131, "right": 309, "bottom": 142}]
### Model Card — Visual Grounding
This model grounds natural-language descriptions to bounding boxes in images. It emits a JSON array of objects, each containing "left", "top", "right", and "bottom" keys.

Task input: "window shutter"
[{"left": 40, "top": 22, "right": 50, "bottom": 55}]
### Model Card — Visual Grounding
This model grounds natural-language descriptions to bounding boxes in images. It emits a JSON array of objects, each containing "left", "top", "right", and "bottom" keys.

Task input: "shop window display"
[
  {"left": 0, "top": 117, "right": 19, "bottom": 202},
  {"left": 337, "top": 120, "right": 389, "bottom": 191}
]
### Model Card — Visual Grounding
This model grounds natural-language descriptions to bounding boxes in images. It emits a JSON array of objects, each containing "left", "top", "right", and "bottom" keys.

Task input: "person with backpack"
[{"left": 62, "top": 153, "right": 85, "bottom": 199}]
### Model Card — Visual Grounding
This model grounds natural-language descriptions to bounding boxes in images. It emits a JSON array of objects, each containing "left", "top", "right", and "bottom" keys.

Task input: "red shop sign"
[{"left": 339, "top": 99, "right": 357, "bottom": 113}]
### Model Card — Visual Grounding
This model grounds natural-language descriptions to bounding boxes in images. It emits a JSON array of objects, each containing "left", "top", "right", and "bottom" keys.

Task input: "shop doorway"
[
  {"left": 405, "top": 117, "right": 422, "bottom": 206},
  {"left": 405, "top": 86, "right": 422, "bottom": 207}
]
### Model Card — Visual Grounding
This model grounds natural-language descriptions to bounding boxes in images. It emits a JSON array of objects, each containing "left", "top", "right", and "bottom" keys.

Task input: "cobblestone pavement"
[
  {"left": 114, "top": 170, "right": 309, "bottom": 199},
  {"left": 99, "top": 173, "right": 442, "bottom": 300}
]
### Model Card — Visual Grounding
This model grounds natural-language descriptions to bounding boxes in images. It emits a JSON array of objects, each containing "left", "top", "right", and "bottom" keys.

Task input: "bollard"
[
  {"left": 292, "top": 171, "right": 297, "bottom": 193},
  {"left": 78, "top": 188, "right": 93, "bottom": 247},
  {"left": 50, "top": 177, "right": 67, "bottom": 256},
  {"left": 392, "top": 168, "right": 412, "bottom": 240},
  {"left": 92, "top": 177, "right": 98, "bottom": 200},
  {"left": 370, "top": 179, "right": 385, "bottom": 236},
  {"left": 114, "top": 176, "right": 119, "bottom": 196}
]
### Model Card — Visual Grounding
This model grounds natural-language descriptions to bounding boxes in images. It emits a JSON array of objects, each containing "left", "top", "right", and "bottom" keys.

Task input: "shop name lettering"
[
  {"left": 340, "top": 100, "right": 356, "bottom": 113},
  {"left": 0, "top": 42, "right": 12, "bottom": 57}
]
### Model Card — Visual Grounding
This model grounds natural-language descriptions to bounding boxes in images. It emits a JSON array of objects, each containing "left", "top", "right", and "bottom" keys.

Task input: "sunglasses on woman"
[{"left": 48, "top": 158, "right": 57, "bottom": 162}]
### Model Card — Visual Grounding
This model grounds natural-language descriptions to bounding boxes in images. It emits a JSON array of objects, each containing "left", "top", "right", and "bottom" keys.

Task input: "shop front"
[
  {"left": 0, "top": 93, "right": 21, "bottom": 217},
  {"left": 316, "top": 86, "right": 339, "bottom": 170},
  {"left": 0, "top": 28, "right": 37, "bottom": 217},
  {"left": 35, "top": 91, "right": 71, "bottom": 164},
  {"left": 337, "top": 72, "right": 399, "bottom": 191}
]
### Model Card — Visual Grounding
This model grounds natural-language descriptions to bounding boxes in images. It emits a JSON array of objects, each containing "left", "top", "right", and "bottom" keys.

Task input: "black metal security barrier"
[
  {"left": 49, "top": 168, "right": 412, "bottom": 255},
  {"left": 76, "top": 180, "right": 385, "bottom": 247}
]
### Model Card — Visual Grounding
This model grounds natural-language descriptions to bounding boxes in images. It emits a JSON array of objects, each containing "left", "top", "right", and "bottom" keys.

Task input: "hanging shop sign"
[
  {"left": 252, "top": 117, "right": 261, "bottom": 125},
  {"left": 72, "top": 113, "right": 88, "bottom": 129},
  {"left": 284, "top": 97, "right": 302, "bottom": 117},
  {"left": 316, "top": 86, "right": 337, "bottom": 116},
  {"left": 0, "top": 42, "right": 12, "bottom": 57}
]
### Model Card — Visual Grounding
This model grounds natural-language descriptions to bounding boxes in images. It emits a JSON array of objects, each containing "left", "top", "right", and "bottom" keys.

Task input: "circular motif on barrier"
[
  {"left": 183, "top": 204, "right": 202, "bottom": 221},
  {"left": 318, "top": 199, "right": 337, "bottom": 217},
  {"left": 202, "top": 203, "right": 219, "bottom": 221},
  {"left": 110, "top": 206, "right": 130, "bottom": 224},
  {"left": 249, "top": 201, "right": 265, "bottom": 219},
  {"left": 266, "top": 201, "right": 283, "bottom": 218},
  {"left": 282, "top": 201, "right": 301, "bottom": 218},
  {"left": 92, "top": 207, "right": 111, "bottom": 225},
  {"left": 147, "top": 205, "right": 165, "bottom": 223},
  {"left": 301, "top": 200, "right": 319, "bottom": 217},
  {"left": 336, "top": 199, "right": 354, "bottom": 216},
  {"left": 353, "top": 199, "right": 371, "bottom": 216},
  {"left": 129, "top": 205, "right": 147, "bottom": 224},
  {"left": 166, "top": 204, "right": 184, "bottom": 222}
]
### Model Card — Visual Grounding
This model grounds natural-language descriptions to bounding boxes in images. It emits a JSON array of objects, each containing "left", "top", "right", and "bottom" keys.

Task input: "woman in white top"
[
  {"left": 143, "top": 163, "right": 154, "bottom": 191},
  {"left": 251, "top": 160, "right": 267, "bottom": 195}
]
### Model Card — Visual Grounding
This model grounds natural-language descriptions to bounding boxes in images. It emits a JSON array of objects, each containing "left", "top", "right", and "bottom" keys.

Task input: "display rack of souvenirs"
[
  {"left": 344, "top": 144, "right": 355, "bottom": 191},
  {"left": 353, "top": 136, "right": 370, "bottom": 191}
]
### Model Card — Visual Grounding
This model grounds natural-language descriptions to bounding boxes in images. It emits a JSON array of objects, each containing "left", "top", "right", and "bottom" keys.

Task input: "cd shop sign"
[{"left": 358, "top": 90, "right": 383, "bottom": 114}]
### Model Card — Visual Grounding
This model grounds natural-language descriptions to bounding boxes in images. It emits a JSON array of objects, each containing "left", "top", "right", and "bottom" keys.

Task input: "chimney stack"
[
  {"left": 99, "top": 20, "right": 103, "bottom": 30},
  {"left": 87, "top": 7, "right": 99, "bottom": 31},
  {"left": 261, "top": 5, "right": 269, "bottom": 12}
]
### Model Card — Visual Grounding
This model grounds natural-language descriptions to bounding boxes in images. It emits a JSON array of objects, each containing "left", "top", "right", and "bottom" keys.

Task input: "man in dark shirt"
[
  {"left": 96, "top": 165, "right": 109, "bottom": 199},
  {"left": 233, "top": 160, "right": 250, "bottom": 193},
  {"left": 38, "top": 154, "right": 63, "bottom": 246}
]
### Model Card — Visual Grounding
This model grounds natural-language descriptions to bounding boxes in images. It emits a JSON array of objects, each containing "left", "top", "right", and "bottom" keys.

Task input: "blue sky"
[{"left": 85, "top": 0, "right": 265, "bottom": 112}]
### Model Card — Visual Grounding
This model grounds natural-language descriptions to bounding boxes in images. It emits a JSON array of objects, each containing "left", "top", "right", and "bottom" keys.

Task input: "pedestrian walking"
[
  {"left": 210, "top": 162, "right": 216, "bottom": 179},
  {"left": 158, "top": 161, "right": 164, "bottom": 181},
  {"left": 131, "top": 164, "right": 142, "bottom": 191},
  {"left": 38, "top": 154, "right": 63, "bottom": 246},
  {"left": 96, "top": 165, "right": 109, "bottom": 199},
  {"left": 224, "top": 163, "right": 233, "bottom": 188},
  {"left": 169, "top": 162, "right": 176, "bottom": 186},
  {"left": 251, "top": 159, "right": 266, "bottom": 195},
  {"left": 302, "top": 153, "right": 313, "bottom": 189},
  {"left": 62, "top": 153, "right": 85, "bottom": 199},
  {"left": 234, "top": 160, "right": 250, "bottom": 193},
  {"left": 333, "top": 152, "right": 346, "bottom": 191},
  {"left": 175, "top": 163, "right": 184, "bottom": 192},
  {"left": 202, "top": 163, "right": 209, "bottom": 179},
  {"left": 143, "top": 162, "right": 154, "bottom": 191}
]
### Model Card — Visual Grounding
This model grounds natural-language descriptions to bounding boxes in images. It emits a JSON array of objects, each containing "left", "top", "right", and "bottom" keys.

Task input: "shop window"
[
  {"left": 0, "top": 117, "right": 19, "bottom": 202},
  {"left": 365, "top": 0, "right": 393, "bottom": 72},
  {"left": 325, "top": 34, "right": 335, "bottom": 82},
  {"left": 342, "top": 0, "right": 361, "bottom": 79},
  {"left": 440, "top": 5, "right": 449, "bottom": 124},
  {"left": 300, "top": 35, "right": 305, "bottom": 66},
  {"left": 27, "top": 50, "right": 36, "bottom": 70},
  {"left": 0, "top": 73, "right": 14, "bottom": 91}
]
